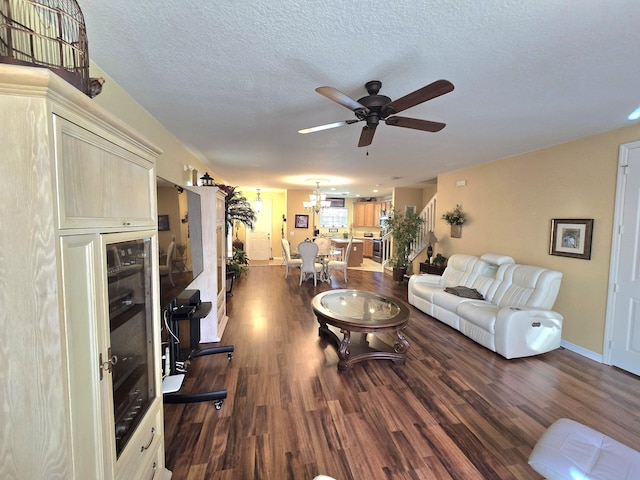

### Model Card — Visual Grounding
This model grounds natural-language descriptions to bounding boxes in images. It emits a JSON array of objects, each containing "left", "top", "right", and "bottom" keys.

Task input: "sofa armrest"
[
  {"left": 494, "top": 307, "right": 563, "bottom": 359},
  {"left": 409, "top": 273, "right": 443, "bottom": 286}
]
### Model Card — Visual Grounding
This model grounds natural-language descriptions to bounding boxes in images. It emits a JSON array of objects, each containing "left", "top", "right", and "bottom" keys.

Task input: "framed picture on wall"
[
  {"left": 158, "top": 214, "right": 170, "bottom": 231},
  {"left": 295, "top": 214, "right": 309, "bottom": 229},
  {"left": 549, "top": 218, "right": 594, "bottom": 259}
]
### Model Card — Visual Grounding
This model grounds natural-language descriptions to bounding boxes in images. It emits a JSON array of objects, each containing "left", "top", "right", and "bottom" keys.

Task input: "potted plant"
[
  {"left": 442, "top": 204, "right": 466, "bottom": 238},
  {"left": 225, "top": 248, "right": 249, "bottom": 295},
  {"left": 432, "top": 253, "right": 447, "bottom": 268},
  {"left": 383, "top": 209, "right": 425, "bottom": 281},
  {"left": 227, "top": 248, "right": 249, "bottom": 279}
]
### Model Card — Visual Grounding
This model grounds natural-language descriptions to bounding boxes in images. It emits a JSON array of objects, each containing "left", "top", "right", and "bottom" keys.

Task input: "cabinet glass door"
[{"left": 105, "top": 235, "right": 156, "bottom": 457}]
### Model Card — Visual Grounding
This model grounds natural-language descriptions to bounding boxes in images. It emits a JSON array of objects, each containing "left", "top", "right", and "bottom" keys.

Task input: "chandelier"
[{"left": 303, "top": 182, "right": 331, "bottom": 214}]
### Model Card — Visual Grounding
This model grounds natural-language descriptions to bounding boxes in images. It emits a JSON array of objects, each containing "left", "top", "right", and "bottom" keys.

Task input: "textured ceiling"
[{"left": 79, "top": 0, "right": 640, "bottom": 197}]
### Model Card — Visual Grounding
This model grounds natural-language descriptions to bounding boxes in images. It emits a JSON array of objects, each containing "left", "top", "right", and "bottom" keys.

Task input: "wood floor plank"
[{"left": 163, "top": 265, "right": 640, "bottom": 479}]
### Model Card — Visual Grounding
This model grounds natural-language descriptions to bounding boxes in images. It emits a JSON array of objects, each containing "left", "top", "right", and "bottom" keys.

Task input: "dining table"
[{"left": 316, "top": 249, "right": 342, "bottom": 282}]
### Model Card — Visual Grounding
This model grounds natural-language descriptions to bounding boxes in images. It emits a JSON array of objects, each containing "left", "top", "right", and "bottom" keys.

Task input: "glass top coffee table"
[{"left": 311, "top": 289, "right": 410, "bottom": 372}]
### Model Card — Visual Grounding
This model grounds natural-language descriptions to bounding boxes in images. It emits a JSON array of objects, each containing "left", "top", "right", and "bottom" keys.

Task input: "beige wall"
[
  {"left": 435, "top": 123, "right": 640, "bottom": 354},
  {"left": 286, "top": 189, "right": 315, "bottom": 252},
  {"left": 89, "top": 62, "right": 222, "bottom": 186},
  {"left": 393, "top": 187, "right": 424, "bottom": 214}
]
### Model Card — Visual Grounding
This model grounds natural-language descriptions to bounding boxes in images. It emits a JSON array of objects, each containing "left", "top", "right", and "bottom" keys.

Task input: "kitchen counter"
[{"left": 330, "top": 238, "right": 363, "bottom": 267}]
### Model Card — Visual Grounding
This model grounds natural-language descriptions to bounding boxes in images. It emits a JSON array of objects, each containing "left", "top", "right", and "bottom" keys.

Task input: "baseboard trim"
[{"left": 560, "top": 340, "right": 603, "bottom": 363}]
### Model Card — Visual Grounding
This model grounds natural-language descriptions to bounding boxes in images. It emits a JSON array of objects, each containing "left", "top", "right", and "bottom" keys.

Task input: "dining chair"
[
  {"left": 281, "top": 237, "right": 302, "bottom": 278},
  {"left": 159, "top": 235, "right": 176, "bottom": 286},
  {"left": 314, "top": 236, "right": 332, "bottom": 255},
  {"left": 328, "top": 236, "right": 353, "bottom": 282},
  {"left": 297, "top": 240, "right": 323, "bottom": 286}
]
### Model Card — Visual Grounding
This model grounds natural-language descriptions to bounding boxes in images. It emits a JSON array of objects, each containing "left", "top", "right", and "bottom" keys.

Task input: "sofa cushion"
[
  {"left": 411, "top": 281, "right": 443, "bottom": 303},
  {"left": 480, "top": 253, "right": 515, "bottom": 266},
  {"left": 440, "top": 254, "right": 480, "bottom": 287},
  {"left": 457, "top": 300, "right": 499, "bottom": 333},
  {"left": 433, "top": 289, "right": 475, "bottom": 313},
  {"left": 493, "top": 264, "right": 563, "bottom": 309},
  {"left": 529, "top": 418, "right": 640, "bottom": 480}
]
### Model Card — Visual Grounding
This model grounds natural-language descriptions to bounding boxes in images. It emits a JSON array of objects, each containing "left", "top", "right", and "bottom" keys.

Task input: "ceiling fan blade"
[
  {"left": 385, "top": 116, "right": 446, "bottom": 132},
  {"left": 382, "top": 79, "right": 454, "bottom": 117},
  {"left": 298, "top": 119, "right": 359, "bottom": 134},
  {"left": 358, "top": 125, "right": 376, "bottom": 147},
  {"left": 316, "top": 86, "right": 368, "bottom": 112}
]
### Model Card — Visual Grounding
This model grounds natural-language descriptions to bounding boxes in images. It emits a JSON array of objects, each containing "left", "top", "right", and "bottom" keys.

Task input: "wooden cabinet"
[
  {"left": 420, "top": 263, "right": 446, "bottom": 275},
  {"left": 54, "top": 117, "right": 156, "bottom": 230},
  {"left": 363, "top": 238, "right": 373, "bottom": 257},
  {"left": 0, "top": 65, "right": 170, "bottom": 479},
  {"left": 353, "top": 202, "right": 366, "bottom": 226},
  {"left": 354, "top": 201, "right": 385, "bottom": 227}
]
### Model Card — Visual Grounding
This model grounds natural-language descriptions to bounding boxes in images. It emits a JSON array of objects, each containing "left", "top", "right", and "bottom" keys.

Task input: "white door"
[
  {"left": 247, "top": 198, "right": 272, "bottom": 261},
  {"left": 606, "top": 141, "right": 640, "bottom": 375}
]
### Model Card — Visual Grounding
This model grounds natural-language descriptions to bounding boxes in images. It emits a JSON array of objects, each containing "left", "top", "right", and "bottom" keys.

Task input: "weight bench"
[{"left": 528, "top": 418, "right": 640, "bottom": 479}]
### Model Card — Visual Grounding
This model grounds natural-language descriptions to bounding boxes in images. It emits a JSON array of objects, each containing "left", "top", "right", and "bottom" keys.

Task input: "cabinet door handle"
[
  {"left": 148, "top": 461, "right": 157, "bottom": 480},
  {"left": 99, "top": 349, "right": 118, "bottom": 380},
  {"left": 141, "top": 427, "right": 155, "bottom": 452}
]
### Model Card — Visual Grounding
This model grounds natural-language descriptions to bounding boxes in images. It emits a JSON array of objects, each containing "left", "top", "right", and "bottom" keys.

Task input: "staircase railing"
[
  {"left": 410, "top": 194, "right": 437, "bottom": 262},
  {"left": 381, "top": 194, "right": 437, "bottom": 270}
]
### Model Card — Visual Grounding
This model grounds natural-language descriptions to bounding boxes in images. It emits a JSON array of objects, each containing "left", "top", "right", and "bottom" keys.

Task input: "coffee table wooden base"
[
  {"left": 318, "top": 321, "right": 410, "bottom": 372},
  {"left": 312, "top": 289, "right": 411, "bottom": 372}
]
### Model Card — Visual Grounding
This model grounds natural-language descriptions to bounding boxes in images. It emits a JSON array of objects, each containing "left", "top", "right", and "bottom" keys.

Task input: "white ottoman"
[{"left": 528, "top": 418, "right": 640, "bottom": 480}]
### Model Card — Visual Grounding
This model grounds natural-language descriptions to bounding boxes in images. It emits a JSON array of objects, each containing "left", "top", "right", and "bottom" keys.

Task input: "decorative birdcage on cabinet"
[{"left": 0, "top": 0, "right": 90, "bottom": 95}]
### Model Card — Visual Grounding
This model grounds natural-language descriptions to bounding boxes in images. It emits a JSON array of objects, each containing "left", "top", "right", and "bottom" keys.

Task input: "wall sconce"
[{"left": 255, "top": 189, "right": 263, "bottom": 213}]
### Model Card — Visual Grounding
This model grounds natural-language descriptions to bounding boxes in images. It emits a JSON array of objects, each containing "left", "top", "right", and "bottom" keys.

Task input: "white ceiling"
[{"left": 79, "top": 0, "right": 640, "bottom": 198}]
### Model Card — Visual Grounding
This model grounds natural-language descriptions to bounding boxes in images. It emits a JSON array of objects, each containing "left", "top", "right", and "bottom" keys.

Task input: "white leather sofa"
[{"left": 408, "top": 253, "right": 563, "bottom": 359}]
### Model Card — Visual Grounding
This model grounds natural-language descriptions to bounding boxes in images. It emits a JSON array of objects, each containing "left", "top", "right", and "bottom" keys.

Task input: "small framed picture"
[
  {"left": 158, "top": 214, "right": 170, "bottom": 231},
  {"left": 550, "top": 218, "right": 594, "bottom": 260},
  {"left": 295, "top": 214, "right": 309, "bottom": 229}
]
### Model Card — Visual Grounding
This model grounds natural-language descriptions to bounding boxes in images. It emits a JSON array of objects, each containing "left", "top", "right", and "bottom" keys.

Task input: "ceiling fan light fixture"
[{"left": 298, "top": 122, "right": 344, "bottom": 134}]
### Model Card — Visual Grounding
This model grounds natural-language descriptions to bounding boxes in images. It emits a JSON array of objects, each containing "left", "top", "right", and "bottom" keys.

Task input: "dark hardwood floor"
[{"left": 163, "top": 265, "right": 640, "bottom": 479}]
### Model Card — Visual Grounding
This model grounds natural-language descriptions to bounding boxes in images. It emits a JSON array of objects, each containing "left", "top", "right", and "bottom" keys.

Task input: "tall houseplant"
[
  {"left": 383, "top": 209, "right": 425, "bottom": 280},
  {"left": 215, "top": 184, "right": 257, "bottom": 237}
]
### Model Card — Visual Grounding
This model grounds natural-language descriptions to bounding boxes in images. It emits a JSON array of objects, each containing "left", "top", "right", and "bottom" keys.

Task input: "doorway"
[
  {"left": 246, "top": 198, "right": 272, "bottom": 261},
  {"left": 605, "top": 141, "right": 640, "bottom": 376}
]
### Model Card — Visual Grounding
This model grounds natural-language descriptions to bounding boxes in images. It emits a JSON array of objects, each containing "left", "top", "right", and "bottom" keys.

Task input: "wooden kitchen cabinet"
[
  {"left": 363, "top": 238, "right": 373, "bottom": 257},
  {"left": 354, "top": 202, "right": 382, "bottom": 227},
  {"left": 354, "top": 202, "right": 366, "bottom": 226}
]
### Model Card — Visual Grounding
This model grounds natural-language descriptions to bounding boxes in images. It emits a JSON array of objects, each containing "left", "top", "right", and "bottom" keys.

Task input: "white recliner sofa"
[{"left": 408, "top": 253, "right": 563, "bottom": 359}]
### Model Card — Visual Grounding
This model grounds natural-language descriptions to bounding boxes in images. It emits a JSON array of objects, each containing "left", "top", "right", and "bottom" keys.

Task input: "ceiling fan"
[{"left": 299, "top": 79, "right": 454, "bottom": 147}]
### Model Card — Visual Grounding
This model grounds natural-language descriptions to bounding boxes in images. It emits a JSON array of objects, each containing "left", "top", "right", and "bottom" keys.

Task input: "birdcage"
[{"left": 0, "top": 0, "right": 89, "bottom": 95}]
